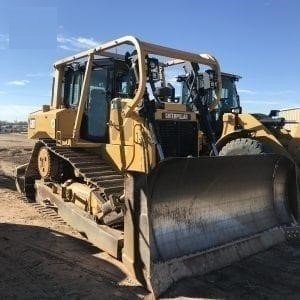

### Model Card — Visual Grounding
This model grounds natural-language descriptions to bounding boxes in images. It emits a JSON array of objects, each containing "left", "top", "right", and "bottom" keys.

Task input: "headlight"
[{"left": 231, "top": 107, "right": 242, "bottom": 114}]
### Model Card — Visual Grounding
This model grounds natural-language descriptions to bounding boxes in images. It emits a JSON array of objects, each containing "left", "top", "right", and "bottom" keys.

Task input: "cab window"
[
  {"left": 82, "top": 67, "right": 111, "bottom": 141},
  {"left": 63, "top": 70, "right": 82, "bottom": 107}
]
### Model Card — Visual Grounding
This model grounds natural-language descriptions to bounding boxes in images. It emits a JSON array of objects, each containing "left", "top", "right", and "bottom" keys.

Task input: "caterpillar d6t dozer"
[{"left": 16, "top": 36, "right": 299, "bottom": 296}]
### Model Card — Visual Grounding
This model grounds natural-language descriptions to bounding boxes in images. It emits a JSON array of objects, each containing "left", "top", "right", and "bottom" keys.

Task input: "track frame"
[{"left": 35, "top": 181, "right": 124, "bottom": 259}]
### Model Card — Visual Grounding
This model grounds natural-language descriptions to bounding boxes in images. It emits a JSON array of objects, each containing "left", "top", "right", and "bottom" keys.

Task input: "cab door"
[{"left": 80, "top": 67, "right": 112, "bottom": 142}]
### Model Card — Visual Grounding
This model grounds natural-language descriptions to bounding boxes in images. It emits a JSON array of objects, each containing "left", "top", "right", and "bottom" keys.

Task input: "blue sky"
[{"left": 0, "top": 0, "right": 299, "bottom": 121}]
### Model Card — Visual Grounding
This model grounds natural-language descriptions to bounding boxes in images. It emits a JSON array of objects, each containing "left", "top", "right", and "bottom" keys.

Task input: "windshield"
[{"left": 219, "top": 75, "right": 240, "bottom": 112}]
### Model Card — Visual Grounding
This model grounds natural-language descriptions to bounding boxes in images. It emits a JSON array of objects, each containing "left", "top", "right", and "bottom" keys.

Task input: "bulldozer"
[{"left": 15, "top": 36, "right": 299, "bottom": 296}]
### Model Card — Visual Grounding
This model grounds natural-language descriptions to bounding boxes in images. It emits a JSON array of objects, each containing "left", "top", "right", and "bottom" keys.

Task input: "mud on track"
[{"left": 0, "top": 133, "right": 299, "bottom": 299}]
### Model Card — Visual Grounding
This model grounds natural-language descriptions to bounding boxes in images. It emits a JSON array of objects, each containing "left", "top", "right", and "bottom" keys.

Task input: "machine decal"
[{"left": 162, "top": 112, "right": 191, "bottom": 120}]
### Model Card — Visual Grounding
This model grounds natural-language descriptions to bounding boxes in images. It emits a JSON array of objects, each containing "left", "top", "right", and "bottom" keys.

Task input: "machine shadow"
[
  {"left": 0, "top": 174, "right": 16, "bottom": 191},
  {"left": 162, "top": 240, "right": 300, "bottom": 300},
  {"left": 0, "top": 222, "right": 148, "bottom": 299}
]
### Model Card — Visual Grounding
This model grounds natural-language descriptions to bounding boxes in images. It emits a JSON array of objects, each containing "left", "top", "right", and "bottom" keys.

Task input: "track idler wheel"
[{"left": 37, "top": 147, "right": 59, "bottom": 179}]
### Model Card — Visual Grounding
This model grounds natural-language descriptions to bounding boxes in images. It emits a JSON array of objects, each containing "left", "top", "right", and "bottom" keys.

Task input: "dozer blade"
[{"left": 124, "top": 154, "right": 299, "bottom": 296}]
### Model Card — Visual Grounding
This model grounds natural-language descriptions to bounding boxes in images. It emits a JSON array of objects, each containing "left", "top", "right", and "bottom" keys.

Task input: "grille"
[{"left": 156, "top": 120, "right": 198, "bottom": 158}]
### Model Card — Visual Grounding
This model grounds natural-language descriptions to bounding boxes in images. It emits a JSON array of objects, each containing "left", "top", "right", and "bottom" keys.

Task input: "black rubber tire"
[{"left": 219, "top": 138, "right": 268, "bottom": 156}]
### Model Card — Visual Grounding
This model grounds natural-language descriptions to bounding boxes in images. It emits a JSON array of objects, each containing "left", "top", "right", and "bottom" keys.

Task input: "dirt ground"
[
  {"left": 0, "top": 133, "right": 299, "bottom": 299},
  {"left": 0, "top": 134, "right": 147, "bottom": 299}
]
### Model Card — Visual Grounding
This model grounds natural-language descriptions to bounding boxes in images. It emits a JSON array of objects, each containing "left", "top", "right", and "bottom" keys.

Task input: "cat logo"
[{"left": 162, "top": 112, "right": 191, "bottom": 120}]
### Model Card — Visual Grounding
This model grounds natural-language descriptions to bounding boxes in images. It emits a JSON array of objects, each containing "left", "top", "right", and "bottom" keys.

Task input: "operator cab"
[
  {"left": 61, "top": 53, "right": 220, "bottom": 156},
  {"left": 218, "top": 72, "right": 241, "bottom": 114},
  {"left": 62, "top": 58, "right": 135, "bottom": 142}
]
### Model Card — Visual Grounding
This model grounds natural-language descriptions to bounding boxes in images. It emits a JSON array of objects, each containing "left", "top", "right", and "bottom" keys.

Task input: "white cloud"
[
  {"left": 0, "top": 104, "right": 40, "bottom": 122},
  {"left": 26, "top": 72, "right": 49, "bottom": 78},
  {"left": 57, "top": 34, "right": 100, "bottom": 51},
  {"left": 6, "top": 80, "right": 30, "bottom": 86},
  {"left": 0, "top": 33, "right": 9, "bottom": 50},
  {"left": 57, "top": 43, "right": 73, "bottom": 51},
  {"left": 0, "top": 34, "right": 8, "bottom": 41},
  {"left": 76, "top": 37, "right": 99, "bottom": 47},
  {"left": 238, "top": 89, "right": 256, "bottom": 95},
  {"left": 242, "top": 99, "right": 280, "bottom": 105},
  {"left": 264, "top": 90, "right": 295, "bottom": 96},
  {"left": 239, "top": 89, "right": 295, "bottom": 96}
]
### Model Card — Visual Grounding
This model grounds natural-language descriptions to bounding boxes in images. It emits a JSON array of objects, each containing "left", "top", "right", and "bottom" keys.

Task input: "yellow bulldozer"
[{"left": 16, "top": 36, "right": 299, "bottom": 296}]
